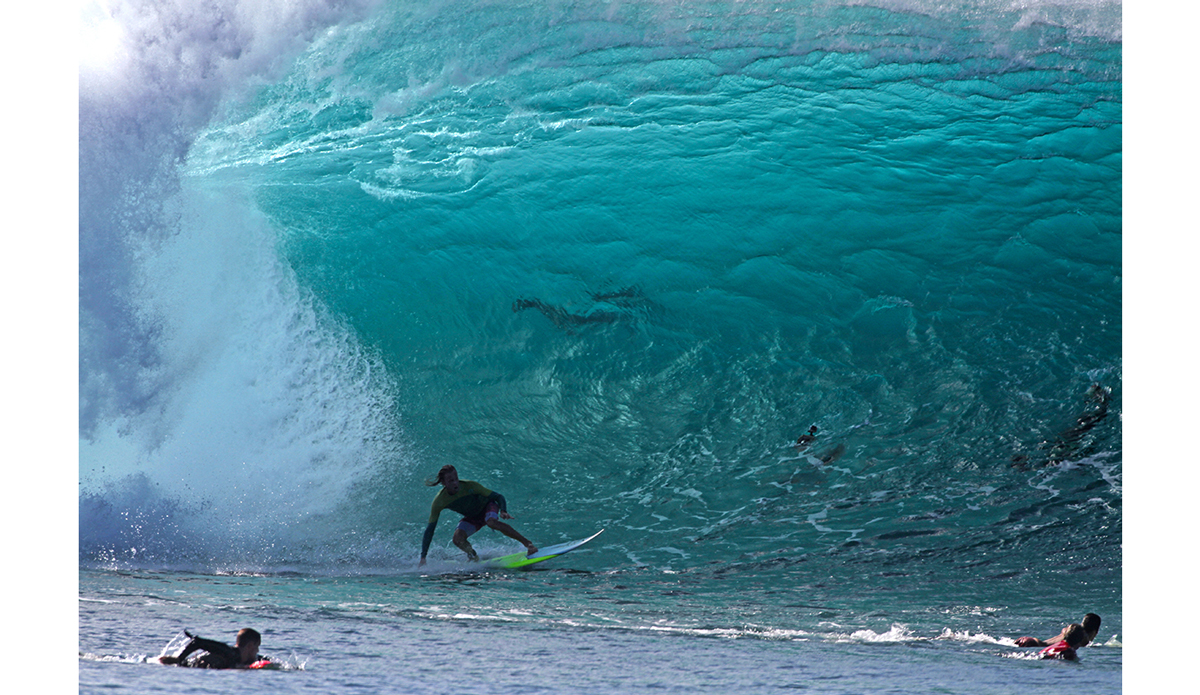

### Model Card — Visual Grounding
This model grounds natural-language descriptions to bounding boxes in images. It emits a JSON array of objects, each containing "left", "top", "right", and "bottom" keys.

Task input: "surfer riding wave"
[{"left": 419, "top": 465, "right": 538, "bottom": 566}]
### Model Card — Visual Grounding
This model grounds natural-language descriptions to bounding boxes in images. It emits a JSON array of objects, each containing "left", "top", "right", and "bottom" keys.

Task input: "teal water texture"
[{"left": 79, "top": 0, "right": 1121, "bottom": 692}]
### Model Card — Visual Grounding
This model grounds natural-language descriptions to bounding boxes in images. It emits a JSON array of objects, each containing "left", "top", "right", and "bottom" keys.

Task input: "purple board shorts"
[{"left": 457, "top": 502, "right": 501, "bottom": 535}]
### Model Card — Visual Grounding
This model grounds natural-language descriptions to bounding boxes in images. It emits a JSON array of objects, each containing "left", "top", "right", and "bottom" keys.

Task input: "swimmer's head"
[{"left": 236, "top": 628, "right": 261, "bottom": 648}]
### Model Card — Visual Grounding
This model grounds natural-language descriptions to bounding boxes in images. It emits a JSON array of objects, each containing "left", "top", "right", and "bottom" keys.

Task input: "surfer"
[
  {"left": 793, "top": 425, "right": 818, "bottom": 450},
  {"left": 158, "top": 628, "right": 267, "bottom": 669},
  {"left": 419, "top": 465, "right": 538, "bottom": 566},
  {"left": 1014, "top": 613, "right": 1102, "bottom": 648},
  {"left": 1012, "top": 384, "right": 1111, "bottom": 469},
  {"left": 512, "top": 297, "right": 620, "bottom": 330},
  {"left": 1035, "top": 624, "right": 1089, "bottom": 660},
  {"left": 512, "top": 286, "right": 659, "bottom": 333},
  {"left": 588, "top": 286, "right": 648, "bottom": 305},
  {"left": 1044, "top": 383, "right": 1110, "bottom": 464}
]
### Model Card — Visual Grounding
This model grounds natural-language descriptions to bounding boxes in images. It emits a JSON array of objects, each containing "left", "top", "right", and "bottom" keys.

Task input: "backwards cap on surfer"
[{"left": 419, "top": 465, "right": 538, "bottom": 566}]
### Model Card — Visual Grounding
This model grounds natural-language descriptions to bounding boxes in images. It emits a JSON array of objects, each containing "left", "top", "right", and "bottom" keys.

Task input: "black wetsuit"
[{"left": 171, "top": 632, "right": 258, "bottom": 669}]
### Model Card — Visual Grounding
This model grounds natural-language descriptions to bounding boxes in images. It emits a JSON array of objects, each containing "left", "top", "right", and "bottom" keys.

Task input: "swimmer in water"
[
  {"left": 158, "top": 628, "right": 266, "bottom": 669},
  {"left": 793, "top": 426, "right": 818, "bottom": 450},
  {"left": 512, "top": 298, "right": 619, "bottom": 330},
  {"left": 1036, "top": 624, "right": 1089, "bottom": 660},
  {"left": 1012, "top": 384, "right": 1111, "bottom": 469},
  {"left": 1015, "top": 613, "right": 1102, "bottom": 648}
]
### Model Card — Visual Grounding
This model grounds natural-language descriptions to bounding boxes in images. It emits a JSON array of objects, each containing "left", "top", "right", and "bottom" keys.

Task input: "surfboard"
[{"left": 483, "top": 529, "right": 604, "bottom": 569}]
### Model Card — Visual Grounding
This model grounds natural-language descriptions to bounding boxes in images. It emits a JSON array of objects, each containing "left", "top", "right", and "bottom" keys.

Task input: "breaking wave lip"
[
  {"left": 80, "top": 0, "right": 415, "bottom": 565},
  {"left": 76, "top": 186, "right": 411, "bottom": 565},
  {"left": 80, "top": 0, "right": 388, "bottom": 438}
]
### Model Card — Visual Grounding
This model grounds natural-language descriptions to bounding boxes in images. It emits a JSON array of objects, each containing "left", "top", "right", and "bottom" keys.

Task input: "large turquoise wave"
[{"left": 79, "top": 0, "right": 1120, "bottom": 603}]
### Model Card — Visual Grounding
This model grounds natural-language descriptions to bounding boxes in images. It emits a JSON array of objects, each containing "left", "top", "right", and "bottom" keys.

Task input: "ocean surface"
[{"left": 78, "top": 0, "right": 1122, "bottom": 692}]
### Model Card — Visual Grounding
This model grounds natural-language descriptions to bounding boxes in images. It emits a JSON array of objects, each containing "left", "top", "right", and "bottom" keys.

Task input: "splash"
[{"left": 79, "top": 0, "right": 405, "bottom": 566}]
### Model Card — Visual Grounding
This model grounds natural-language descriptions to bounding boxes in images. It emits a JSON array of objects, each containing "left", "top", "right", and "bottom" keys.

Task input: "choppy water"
[
  {"left": 78, "top": 0, "right": 1121, "bottom": 691},
  {"left": 80, "top": 566, "right": 1122, "bottom": 694}
]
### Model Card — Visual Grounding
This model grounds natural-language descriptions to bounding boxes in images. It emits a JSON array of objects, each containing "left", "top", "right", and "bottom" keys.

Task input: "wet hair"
[
  {"left": 1063, "top": 624, "right": 1087, "bottom": 648},
  {"left": 236, "top": 628, "right": 261, "bottom": 647},
  {"left": 1082, "top": 613, "right": 1101, "bottom": 634},
  {"left": 425, "top": 465, "right": 457, "bottom": 487}
]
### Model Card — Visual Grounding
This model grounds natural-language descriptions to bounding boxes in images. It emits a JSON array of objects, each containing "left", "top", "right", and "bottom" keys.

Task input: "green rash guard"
[{"left": 420, "top": 480, "right": 508, "bottom": 559}]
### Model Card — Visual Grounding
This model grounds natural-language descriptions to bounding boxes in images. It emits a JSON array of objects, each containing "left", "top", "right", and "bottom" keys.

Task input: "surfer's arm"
[
  {"left": 420, "top": 496, "right": 447, "bottom": 563},
  {"left": 420, "top": 521, "right": 437, "bottom": 562},
  {"left": 487, "top": 491, "right": 508, "bottom": 515}
]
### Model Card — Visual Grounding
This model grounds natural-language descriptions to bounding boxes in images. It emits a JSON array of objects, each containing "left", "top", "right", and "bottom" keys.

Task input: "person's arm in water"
[
  {"left": 420, "top": 486, "right": 464, "bottom": 565},
  {"left": 1015, "top": 623, "right": 1074, "bottom": 648},
  {"left": 419, "top": 506, "right": 443, "bottom": 566}
]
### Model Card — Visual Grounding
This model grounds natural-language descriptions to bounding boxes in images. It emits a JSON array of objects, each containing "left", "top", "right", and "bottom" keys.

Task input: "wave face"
[{"left": 79, "top": 0, "right": 1120, "bottom": 597}]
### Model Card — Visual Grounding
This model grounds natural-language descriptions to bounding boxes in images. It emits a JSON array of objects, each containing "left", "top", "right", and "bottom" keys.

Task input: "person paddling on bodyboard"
[
  {"left": 1014, "top": 613, "right": 1102, "bottom": 649},
  {"left": 419, "top": 465, "right": 538, "bottom": 567},
  {"left": 158, "top": 627, "right": 272, "bottom": 669},
  {"left": 1035, "top": 624, "right": 1089, "bottom": 661}
]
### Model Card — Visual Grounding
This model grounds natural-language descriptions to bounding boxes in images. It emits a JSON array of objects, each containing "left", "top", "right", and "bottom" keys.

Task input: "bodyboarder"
[
  {"left": 157, "top": 628, "right": 268, "bottom": 669},
  {"left": 1014, "top": 613, "right": 1102, "bottom": 648}
]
